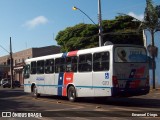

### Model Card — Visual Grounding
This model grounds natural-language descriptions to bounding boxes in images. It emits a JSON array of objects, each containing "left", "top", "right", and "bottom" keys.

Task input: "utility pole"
[
  {"left": 98, "top": 0, "right": 103, "bottom": 47},
  {"left": 73, "top": 0, "right": 103, "bottom": 47},
  {"left": 10, "top": 37, "right": 14, "bottom": 89}
]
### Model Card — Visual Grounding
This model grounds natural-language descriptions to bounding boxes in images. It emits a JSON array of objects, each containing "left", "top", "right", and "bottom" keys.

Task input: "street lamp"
[
  {"left": 72, "top": 0, "right": 103, "bottom": 47},
  {"left": 72, "top": 6, "right": 97, "bottom": 26}
]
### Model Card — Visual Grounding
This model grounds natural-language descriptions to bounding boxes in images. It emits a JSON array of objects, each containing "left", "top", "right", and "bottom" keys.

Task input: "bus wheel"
[
  {"left": 33, "top": 86, "right": 40, "bottom": 98},
  {"left": 67, "top": 86, "right": 76, "bottom": 102}
]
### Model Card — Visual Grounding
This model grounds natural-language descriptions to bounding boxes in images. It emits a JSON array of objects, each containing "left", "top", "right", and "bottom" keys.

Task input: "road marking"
[
  {"left": 44, "top": 106, "right": 84, "bottom": 111},
  {"left": 112, "top": 107, "right": 139, "bottom": 111},
  {"left": 36, "top": 117, "right": 55, "bottom": 120},
  {"left": 66, "top": 117, "right": 90, "bottom": 120},
  {"left": 94, "top": 108, "right": 110, "bottom": 111}
]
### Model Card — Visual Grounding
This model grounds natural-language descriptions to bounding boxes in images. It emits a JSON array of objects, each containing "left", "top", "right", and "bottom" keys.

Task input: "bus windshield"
[{"left": 114, "top": 47, "right": 147, "bottom": 63}]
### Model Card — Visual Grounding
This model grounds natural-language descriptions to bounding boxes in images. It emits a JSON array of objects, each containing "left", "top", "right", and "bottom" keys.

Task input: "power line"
[{"left": 0, "top": 44, "right": 9, "bottom": 53}]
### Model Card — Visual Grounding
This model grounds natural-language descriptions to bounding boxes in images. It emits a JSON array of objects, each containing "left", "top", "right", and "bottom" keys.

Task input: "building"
[
  {"left": 0, "top": 65, "right": 10, "bottom": 80},
  {"left": 0, "top": 45, "right": 60, "bottom": 84}
]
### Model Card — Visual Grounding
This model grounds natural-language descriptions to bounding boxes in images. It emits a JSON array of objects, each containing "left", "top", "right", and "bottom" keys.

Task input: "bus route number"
[{"left": 102, "top": 81, "right": 109, "bottom": 85}]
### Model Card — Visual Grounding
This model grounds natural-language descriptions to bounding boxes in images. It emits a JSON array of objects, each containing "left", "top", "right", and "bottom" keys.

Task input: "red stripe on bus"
[
  {"left": 63, "top": 72, "right": 74, "bottom": 96},
  {"left": 68, "top": 50, "right": 78, "bottom": 57}
]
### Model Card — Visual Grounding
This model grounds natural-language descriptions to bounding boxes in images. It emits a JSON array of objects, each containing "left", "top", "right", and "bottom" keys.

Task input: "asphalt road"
[{"left": 0, "top": 87, "right": 160, "bottom": 120}]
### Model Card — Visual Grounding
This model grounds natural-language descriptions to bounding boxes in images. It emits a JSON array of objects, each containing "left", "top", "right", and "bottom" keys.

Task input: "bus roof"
[{"left": 25, "top": 44, "right": 145, "bottom": 63}]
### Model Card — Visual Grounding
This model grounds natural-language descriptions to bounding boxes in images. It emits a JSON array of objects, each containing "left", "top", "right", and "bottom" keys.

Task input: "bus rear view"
[{"left": 112, "top": 45, "right": 150, "bottom": 97}]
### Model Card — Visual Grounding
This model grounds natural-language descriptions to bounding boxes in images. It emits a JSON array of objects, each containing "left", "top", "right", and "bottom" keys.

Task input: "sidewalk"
[{"left": 150, "top": 87, "right": 160, "bottom": 92}]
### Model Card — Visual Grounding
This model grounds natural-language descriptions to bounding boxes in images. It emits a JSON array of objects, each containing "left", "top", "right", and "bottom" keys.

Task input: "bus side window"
[
  {"left": 55, "top": 58, "right": 60, "bottom": 73},
  {"left": 37, "top": 60, "right": 44, "bottom": 74},
  {"left": 66, "top": 56, "right": 77, "bottom": 72},
  {"left": 66, "top": 57, "right": 72, "bottom": 72},
  {"left": 93, "top": 52, "right": 109, "bottom": 71},
  {"left": 31, "top": 61, "right": 37, "bottom": 74},
  {"left": 45, "top": 59, "right": 54, "bottom": 74},
  {"left": 72, "top": 56, "right": 78, "bottom": 72},
  {"left": 78, "top": 54, "right": 92, "bottom": 72},
  {"left": 55, "top": 58, "right": 65, "bottom": 73}
]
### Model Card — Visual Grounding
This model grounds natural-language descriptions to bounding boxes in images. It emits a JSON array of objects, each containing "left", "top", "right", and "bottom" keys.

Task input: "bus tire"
[
  {"left": 67, "top": 86, "right": 76, "bottom": 102},
  {"left": 32, "top": 85, "right": 40, "bottom": 98}
]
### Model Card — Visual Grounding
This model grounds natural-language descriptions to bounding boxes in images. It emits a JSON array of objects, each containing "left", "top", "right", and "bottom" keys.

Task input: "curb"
[{"left": 149, "top": 88, "right": 160, "bottom": 92}]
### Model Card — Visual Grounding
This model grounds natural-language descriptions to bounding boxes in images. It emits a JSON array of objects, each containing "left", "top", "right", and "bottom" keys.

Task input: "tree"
[
  {"left": 142, "top": 0, "right": 160, "bottom": 89},
  {"left": 55, "top": 15, "right": 143, "bottom": 52},
  {"left": 55, "top": 23, "right": 98, "bottom": 52},
  {"left": 102, "top": 15, "right": 143, "bottom": 45}
]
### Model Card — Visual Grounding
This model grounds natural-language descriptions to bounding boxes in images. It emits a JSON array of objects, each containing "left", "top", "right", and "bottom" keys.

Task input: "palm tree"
[{"left": 142, "top": 0, "right": 160, "bottom": 89}]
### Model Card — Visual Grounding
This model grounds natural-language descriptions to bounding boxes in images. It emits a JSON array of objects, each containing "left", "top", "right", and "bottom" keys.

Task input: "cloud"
[
  {"left": 128, "top": 12, "right": 144, "bottom": 21},
  {"left": 23, "top": 16, "right": 49, "bottom": 29}
]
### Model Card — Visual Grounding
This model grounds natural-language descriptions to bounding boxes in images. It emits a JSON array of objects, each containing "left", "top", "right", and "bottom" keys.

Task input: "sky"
[{"left": 0, "top": 0, "right": 160, "bottom": 56}]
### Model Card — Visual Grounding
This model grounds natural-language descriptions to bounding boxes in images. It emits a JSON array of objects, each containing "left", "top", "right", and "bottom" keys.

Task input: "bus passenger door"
[{"left": 23, "top": 64, "right": 31, "bottom": 93}]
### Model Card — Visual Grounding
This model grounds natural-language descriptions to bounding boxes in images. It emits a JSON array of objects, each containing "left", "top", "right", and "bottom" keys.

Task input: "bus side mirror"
[{"left": 24, "top": 74, "right": 30, "bottom": 79}]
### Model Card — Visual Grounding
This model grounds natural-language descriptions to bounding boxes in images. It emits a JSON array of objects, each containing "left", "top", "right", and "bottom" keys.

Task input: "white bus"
[{"left": 23, "top": 44, "right": 150, "bottom": 102}]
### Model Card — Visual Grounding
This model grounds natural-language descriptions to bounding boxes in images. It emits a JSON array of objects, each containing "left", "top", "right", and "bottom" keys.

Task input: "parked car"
[
  {"left": 0, "top": 78, "right": 10, "bottom": 86},
  {"left": 2, "top": 80, "right": 21, "bottom": 88}
]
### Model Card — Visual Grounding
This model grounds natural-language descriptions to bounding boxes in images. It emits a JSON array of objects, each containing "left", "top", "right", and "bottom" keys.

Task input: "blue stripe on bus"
[
  {"left": 23, "top": 84, "right": 111, "bottom": 89},
  {"left": 24, "top": 84, "right": 32, "bottom": 86},
  {"left": 58, "top": 73, "right": 64, "bottom": 96},
  {"left": 37, "top": 85, "right": 58, "bottom": 87},
  {"left": 75, "top": 86, "right": 111, "bottom": 89}
]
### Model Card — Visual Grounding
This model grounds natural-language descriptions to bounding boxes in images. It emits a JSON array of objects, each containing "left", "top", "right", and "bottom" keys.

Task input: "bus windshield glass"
[{"left": 114, "top": 47, "right": 147, "bottom": 63}]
